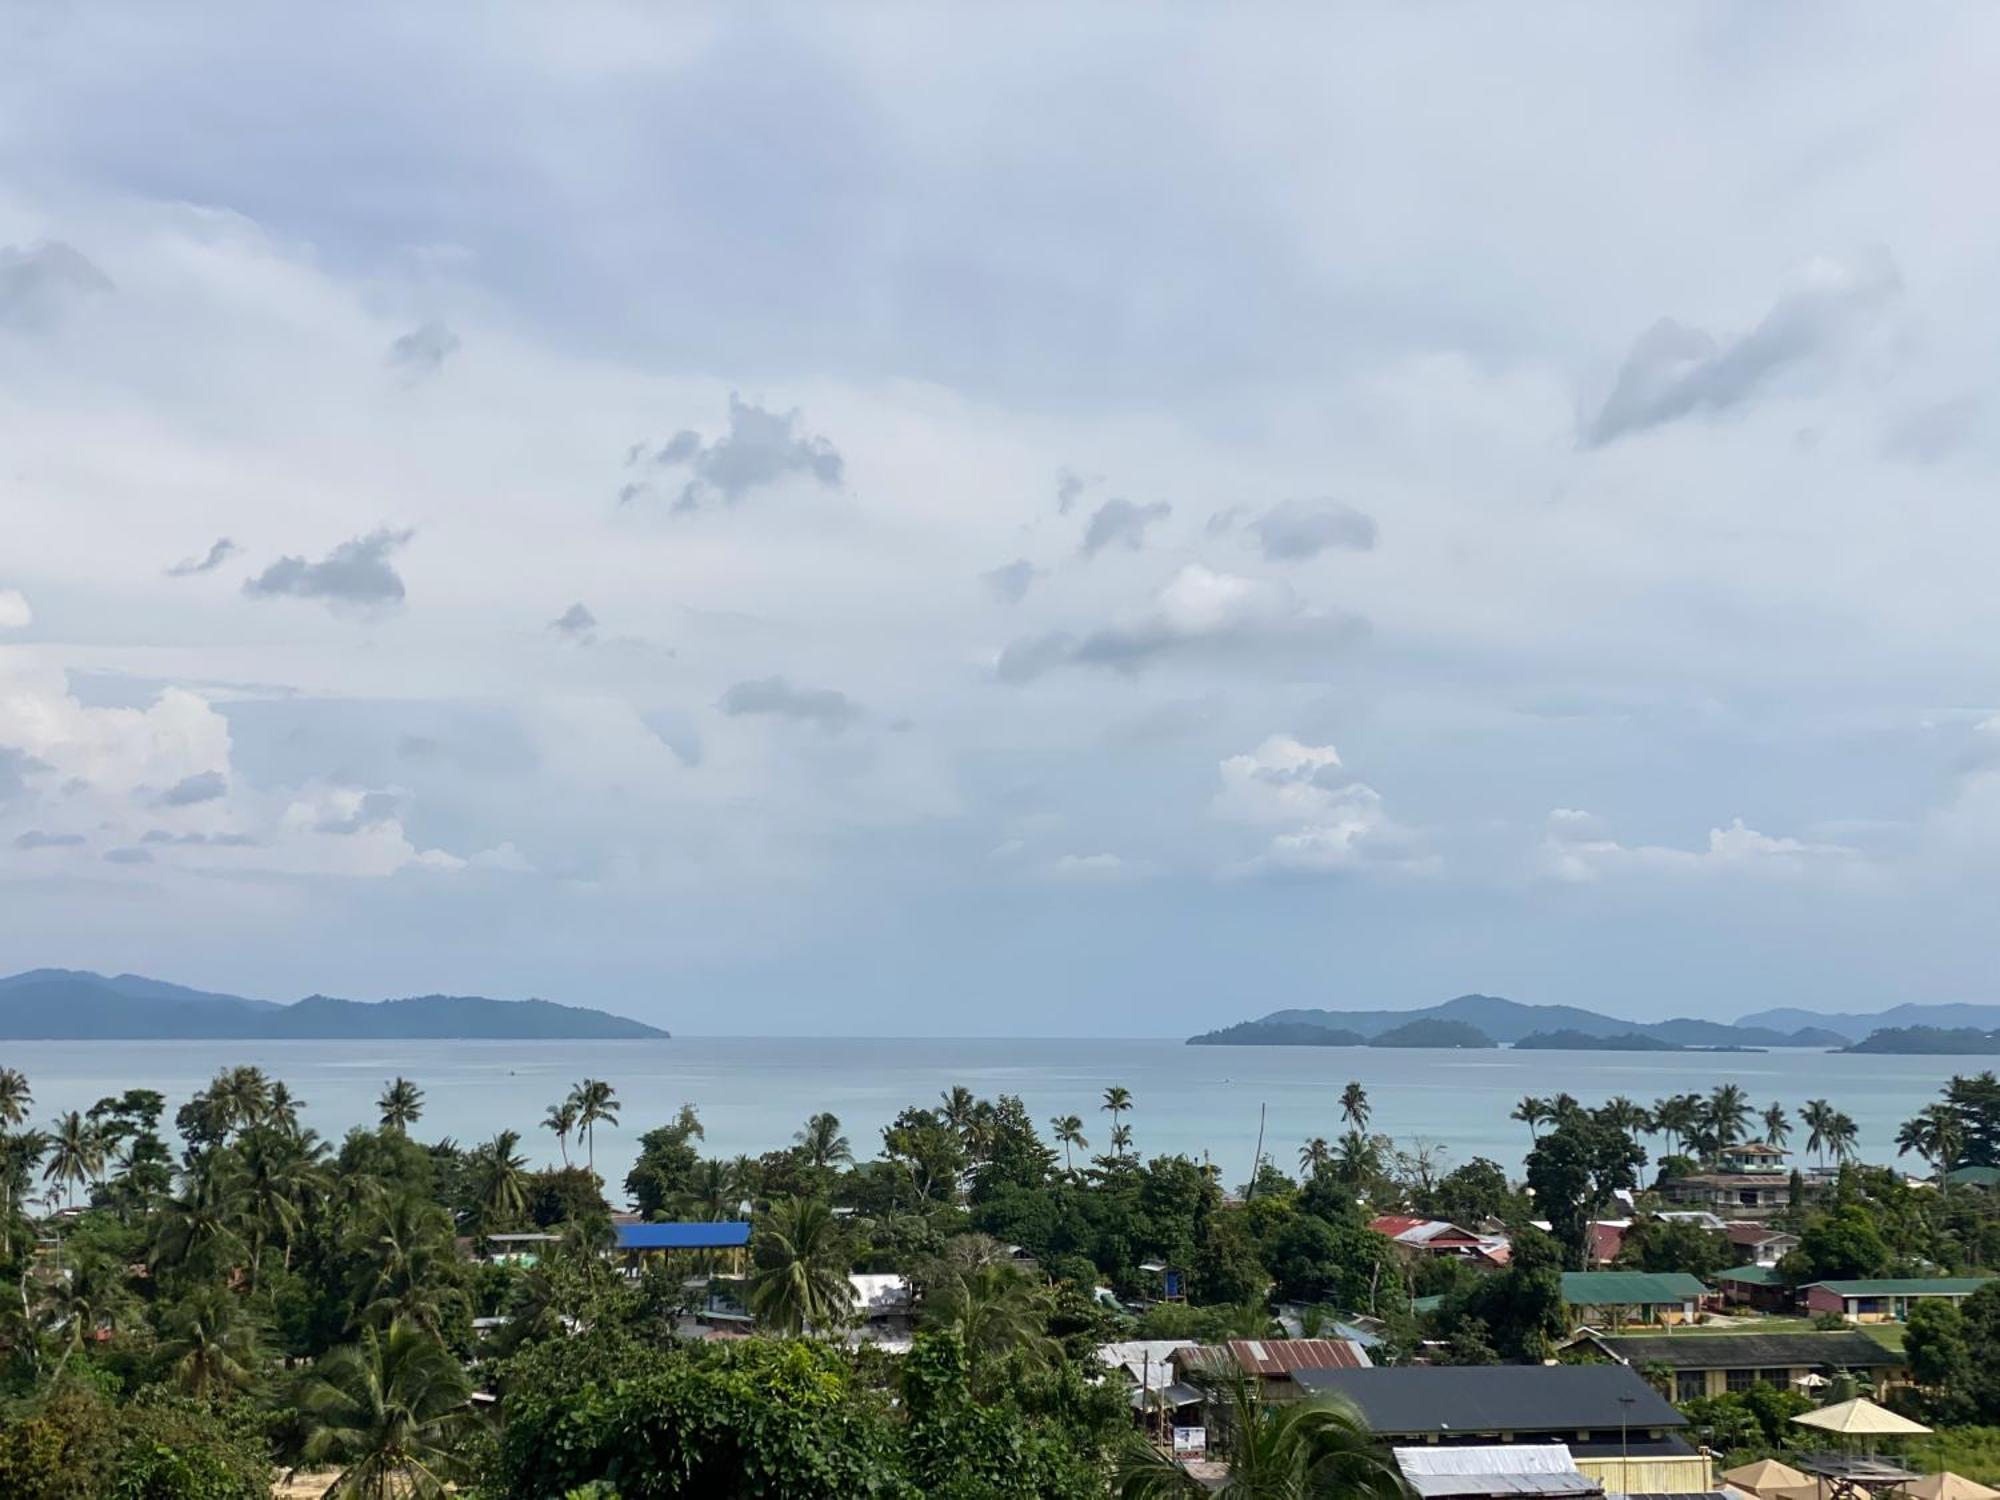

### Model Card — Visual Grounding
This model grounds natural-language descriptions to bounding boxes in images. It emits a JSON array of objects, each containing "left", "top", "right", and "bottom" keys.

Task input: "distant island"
[
  {"left": 0, "top": 969, "right": 668, "bottom": 1040},
  {"left": 1844, "top": 1026, "right": 2000, "bottom": 1056},
  {"left": 1188, "top": 1017, "right": 1493, "bottom": 1049},
  {"left": 1186, "top": 992, "right": 1850, "bottom": 1049},
  {"left": 1513, "top": 1028, "right": 1683, "bottom": 1052}
]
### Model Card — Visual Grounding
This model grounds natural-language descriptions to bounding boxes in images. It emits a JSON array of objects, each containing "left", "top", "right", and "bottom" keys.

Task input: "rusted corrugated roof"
[{"left": 1185, "top": 1338, "right": 1371, "bottom": 1376}]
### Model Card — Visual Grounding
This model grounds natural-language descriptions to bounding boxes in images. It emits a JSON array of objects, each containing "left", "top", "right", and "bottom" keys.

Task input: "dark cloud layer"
[
  {"left": 717, "top": 675, "right": 861, "bottom": 732},
  {"left": 244, "top": 528, "right": 413, "bottom": 612},
  {"left": 156, "top": 770, "right": 228, "bottom": 806}
]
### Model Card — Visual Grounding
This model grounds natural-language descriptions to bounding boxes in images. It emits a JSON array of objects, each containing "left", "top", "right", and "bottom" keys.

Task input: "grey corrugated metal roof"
[
  {"left": 1593, "top": 1331, "right": 1896, "bottom": 1370},
  {"left": 1397, "top": 1444, "right": 1602, "bottom": 1498},
  {"left": 1294, "top": 1365, "right": 1686, "bottom": 1435}
]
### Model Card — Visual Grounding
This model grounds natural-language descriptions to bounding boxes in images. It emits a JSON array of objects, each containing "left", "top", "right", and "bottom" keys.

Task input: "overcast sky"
[{"left": 2, "top": 5, "right": 1998, "bottom": 1034}]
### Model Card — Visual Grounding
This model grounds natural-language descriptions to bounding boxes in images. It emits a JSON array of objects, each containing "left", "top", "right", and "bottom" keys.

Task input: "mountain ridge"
[
  {"left": 0, "top": 970, "right": 667, "bottom": 1040},
  {"left": 1195, "top": 993, "right": 1846, "bottom": 1048}
]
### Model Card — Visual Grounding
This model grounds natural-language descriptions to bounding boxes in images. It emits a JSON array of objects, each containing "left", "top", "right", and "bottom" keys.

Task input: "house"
[
  {"left": 1559, "top": 1271, "right": 1707, "bottom": 1327},
  {"left": 1371, "top": 1216, "right": 1511, "bottom": 1267},
  {"left": 1800, "top": 1277, "right": 1994, "bottom": 1323},
  {"left": 1394, "top": 1444, "right": 1604, "bottom": 1500},
  {"left": 848, "top": 1273, "right": 915, "bottom": 1347},
  {"left": 1724, "top": 1222, "right": 1798, "bottom": 1267},
  {"left": 1714, "top": 1264, "right": 1791, "bottom": 1313},
  {"left": 1571, "top": 1330, "right": 1903, "bottom": 1403},
  {"left": 1174, "top": 1338, "right": 1371, "bottom": 1401},
  {"left": 1659, "top": 1173, "right": 1793, "bottom": 1213},
  {"left": 479, "top": 1231, "right": 562, "bottom": 1266},
  {"left": 1719, "top": 1142, "right": 1791, "bottom": 1174},
  {"left": 1588, "top": 1222, "right": 1628, "bottom": 1267},
  {"left": 1097, "top": 1339, "right": 1205, "bottom": 1432},
  {"left": 1293, "top": 1364, "right": 1709, "bottom": 1495}
]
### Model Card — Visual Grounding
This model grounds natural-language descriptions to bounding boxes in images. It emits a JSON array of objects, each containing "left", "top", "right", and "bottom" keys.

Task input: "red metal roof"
[{"left": 1370, "top": 1214, "right": 1426, "bottom": 1237}]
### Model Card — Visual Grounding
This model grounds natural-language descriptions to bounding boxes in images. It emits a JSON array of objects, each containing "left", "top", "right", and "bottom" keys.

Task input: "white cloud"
[
  {"left": 1213, "top": 735, "right": 1429, "bottom": 875},
  {"left": 1537, "top": 809, "right": 1859, "bottom": 883},
  {"left": 0, "top": 591, "right": 29, "bottom": 631}
]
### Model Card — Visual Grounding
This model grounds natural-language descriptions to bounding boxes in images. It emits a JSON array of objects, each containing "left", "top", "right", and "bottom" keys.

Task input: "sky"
[{"left": 2, "top": 4, "right": 1999, "bottom": 1035}]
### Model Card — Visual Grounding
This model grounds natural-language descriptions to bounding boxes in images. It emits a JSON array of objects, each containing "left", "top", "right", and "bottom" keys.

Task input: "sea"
[{"left": 0, "top": 1037, "right": 1979, "bottom": 1193}]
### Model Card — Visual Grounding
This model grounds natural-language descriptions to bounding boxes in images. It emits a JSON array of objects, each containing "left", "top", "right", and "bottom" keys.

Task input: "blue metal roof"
[{"left": 614, "top": 1220, "right": 752, "bottom": 1251}]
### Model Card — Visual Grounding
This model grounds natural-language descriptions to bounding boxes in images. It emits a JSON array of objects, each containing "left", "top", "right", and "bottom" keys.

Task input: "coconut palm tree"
[
  {"left": 352, "top": 1192, "right": 462, "bottom": 1334},
  {"left": 1762, "top": 1102, "right": 1792, "bottom": 1148},
  {"left": 567, "top": 1079, "right": 619, "bottom": 1170},
  {"left": 1828, "top": 1111, "right": 1860, "bottom": 1163},
  {"left": 1103, "top": 1085, "right": 1133, "bottom": 1130},
  {"left": 1335, "top": 1130, "right": 1382, "bottom": 1187},
  {"left": 210, "top": 1065, "right": 273, "bottom": 1137},
  {"left": 43, "top": 1109, "right": 103, "bottom": 1209},
  {"left": 150, "top": 1157, "right": 247, "bottom": 1278},
  {"left": 923, "top": 1262, "right": 1058, "bottom": 1383},
  {"left": 1050, "top": 1115, "right": 1087, "bottom": 1174},
  {"left": 1116, "top": 1369, "right": 1411, "bottom": 1500},
  {"left": 299, "top": 1316, "right": 472, "bottom": 1500},
  {"left": 0, "top": 1066, "right": 31, "bottom": 1127},
  {"left": 540, "top": 1099, "right": 578, "bottom": 1167},
  {"left": 469, "top": 1129, "right": 529, "bottom": 1231},
  {"left": 1510, "top": 1097, "right": 1549, "bottom": 1143},
  {"left": 747, "top": 1195, "right": 856, "bottom": 1336},
  {"left": 1802, "top": 1099, "right": 1835, "bottom": 1168},
  {"left": 377, "top": 1077, "right": 424, "bottom": 1134},
  {"left": 0, "top": 1128, "right": 47, "bottom": 1257},
  {"left": 1299, "top": 1138, "right": 1332, "bottom": 1176},
  {"left": 1339, "top": 1083, "right": 1370, "bottom": 1133},
  {"left": 1897, "top": 1105, "right": 1963, "bottom": 1179},
  {"left": 1705, "top": 1083, "right": 1752, "bottom": 1155},
  {"left": 1651, "top": 1094, "right": 1700, "bottom": 1158},
  {"left": 1110, "top": 1123, "right": 1135, "bottom": 1160},
  {"left": 159, "top": 1285, "right": 265, "bottom": 1398},
  {"left": 795, "top": 1111, "right": 852, "bottom": 1171},
  {"left": 39, "top": 1247, "right": 139, "bottom": 1383},
  {"left": 939, "top": 1086, "right": 978, "bottom": 1139},
  {"left": 1599, "top": 1097, "right": 1651, "bottom": 1148}
]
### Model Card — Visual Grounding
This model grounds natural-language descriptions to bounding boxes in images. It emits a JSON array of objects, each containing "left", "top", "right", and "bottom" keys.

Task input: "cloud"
[
  {"left": 14, "top": 830, "right": 83, "bottom": 850},
  {"left": 1581, "top": 251, "right": 1900, "bottom": 446},
  {"left": 549, "top": 602, "right": 598, "bottom": 643},
  {"left": 0, "top": 590, "right": 29, "bottom": 630},
  {"left": 981, "top": 559, "right": 1038, "bottom": 604},
  {"left": 0, "top": 241, "right": 112, "bottom": 329},
  {"left": 103, "top": 846, "right": 153, "bottom": 865},
  {"left": 642, "top": 707, "right": 704, "bottom": 767},
  {"left": 1248, "top": 500, "right": 1377, "bottom": 561},
  {"left": 1883, "top": 396, "right": 1980, "bottom": 465},
  {"left": 1055, "top": 467, "right": 1093, "bottom": 515},
  {"left": 1212, "top": 734, "right": 1427, "bottom": 875},
  {"left": 244, "top": 528, "right": 414, "bottom": 613},
  {"left": 165, "top": 538, "right": 239, "bottom": 578},
  {"left": 1081, "top": 497, "right": 1171, "bottom": 557},
  {"left": 718, "top": 676, "right": 862, "bottom": 732},
  {"left": 0, "top": 747, "right": 49, "bottom": 803},
  {"left": 1045, "top": 851, "right": 1141, "bottom": 882},
  {"left": 1536, "top": 809, "right": 1859, "bottom": 882},
  {"left": 156, "top": 769, "right": 228, "bottom": 806},
  {"left": 313, "top": 788, "right": 405, "bottom": 835},
  {"left": 387, "top": 321, "right": 461, "bottom": 380},
  {"left": 996, "top": 564, "right": 1363, "bottom": 681},
  {"left": 631, "top": 393, "right": 844, "bottom": 510}
]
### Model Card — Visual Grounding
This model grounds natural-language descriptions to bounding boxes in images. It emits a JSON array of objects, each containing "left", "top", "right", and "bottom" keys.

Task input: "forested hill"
[
  {"left": 1190, "top": 992, "right": 1842, "bottom": 1048},
  {"left": 0, "top": 969, "right": 668, "bottom": 1039}
]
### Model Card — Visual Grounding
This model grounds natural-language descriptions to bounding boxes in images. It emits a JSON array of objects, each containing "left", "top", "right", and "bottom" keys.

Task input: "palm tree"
[
  {"left": 567, "top": 1079, "right": 619, "bottom": 1170},
  {"left": 470, "top": 1130, "right": 529, "bottom": 1230},
  {"left": 38, "top": 1248, "right": 139, "bottom": 1383},
  {"left": 1116, "top": 1370, "right": 1411, "bottom": 1499},
  {"left": 1335, "top": 1130, "right": 1382, "bottom": 1187},
  {"left": 540, "top": 1099, "right": 578, "bottom": 1167},
  {"left": 1510, "top": 1097, "right": 1549, "bottom": 1143},
  {"left": 1828, "top": 1111, "right": 1860, "bottom": 1163},
  {"left": 1600, "top": 1097, "right": 1651, "bottom": 1147},
  {"left": 352, "top": 1192, "right": 462, "bottom": 1334},
  {"left": 299, "top": 1317, "right": 472, "bottom": 1499},
  {"left": 43, "top": 1109, "right": 103, "bottom": 1209},
  {"left": 1110, "top": 1123, "right": 1135, "bottom": 1159},
  {"left": 1103, "top": 1085, "right": 1133, "bottom": 1148},
  {"left": 151, "top": 1157, "right": 247, "bottom": 1278},
  {"left": 0, "top": 1066, "right": 30, "bottom": 1127},
  {"left": 1299, "top": 1138, "right": 1332, "bottom": 1176},
  {"left": 1897, "top": 1105, "right": 1963, "bottom": 1179},
  {"left": 1705, "top": 1083, "right": 1752, "bottom": 1155},
  {"left": 795, "top": 1111, "right": 852, "bottom": 1171},
  {"left": 923, "top": 1263, "right": 1058, "bottom": 1382},
  {"left": 1762, "top": 1102, "right": 1792, "bottom": 1148},
  {"left": 1339, "top": 1083, "right": 1370, "bottom": 1133},
  {"left": 0, "top": 1128, "right": 47, "bottom": 1257},
  {"left": 747, "top": 1196, "right": 856, "bottom": 1336},
  {"left": 940, "top": 1085, "right": 978, "bottom": 1139},
  {"left": 211, "top": 1065, "right": 273, "bottom": 1136},
  {"left": 377, "top": 1077, "right": 424, "bottom": 1134},
  {"left": 1802, "top": 1099, "right": 1835, "bottom": 1168},
  {"left": 159, "top": 1285, "right": 264, "bottom": 1398},
  {"left": 1651, "top": 1094, "right": 1700, "bottom": 1158},
  {"left": 1050, "top": 1115, "right": 1087, "bottom": 1174}
]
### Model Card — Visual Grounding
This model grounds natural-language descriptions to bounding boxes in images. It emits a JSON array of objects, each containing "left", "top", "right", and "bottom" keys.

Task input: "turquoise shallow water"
[{"left": 0, "top": 1037, "right": 1977, "bottom": 1197}]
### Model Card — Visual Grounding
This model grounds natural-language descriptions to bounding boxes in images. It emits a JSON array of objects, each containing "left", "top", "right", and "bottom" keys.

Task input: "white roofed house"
[{"left": 1096, "top": 1340, "right": 1205, "bottom": 1435}]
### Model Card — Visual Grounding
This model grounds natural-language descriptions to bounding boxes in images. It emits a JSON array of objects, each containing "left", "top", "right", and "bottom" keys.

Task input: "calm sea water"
[{"left": 0, "top": 1038, "right": 1979, "bottom": 1196}]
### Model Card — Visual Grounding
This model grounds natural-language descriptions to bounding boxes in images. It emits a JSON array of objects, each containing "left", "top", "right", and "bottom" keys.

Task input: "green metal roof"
[
  {"left": 1947, "top": 1165, "right": 2000, "bottom": 1187},
  {"left": 1411, "top": 1294, "right": 1445, "bottom": 1315},
  {"left": 1561, "top": 1270, "right": 1707, "bottom": 1305},
  {"left": 1715, "top": 1264, "right": 1786, "bottom": 1285},
  {"left": 1807, "top": 1277, "right": 1994, "bottom": 1297}
]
